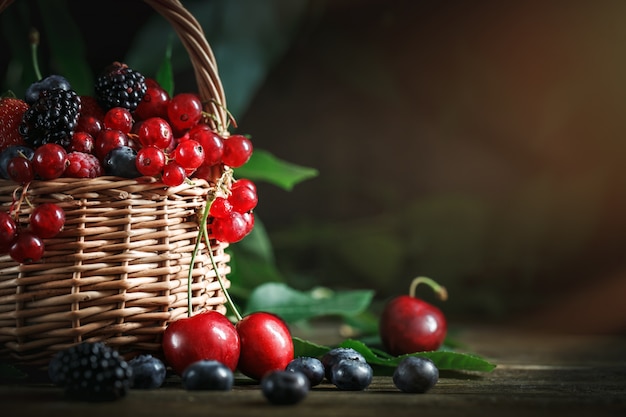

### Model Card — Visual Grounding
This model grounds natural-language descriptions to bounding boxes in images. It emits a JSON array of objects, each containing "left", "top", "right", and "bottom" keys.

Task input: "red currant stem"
[
  {"left": 29, "top": 28, "right": 42, "bottom": 81},
  {"left": 409, "top": 276, "right": 448, "bottom": 301}
]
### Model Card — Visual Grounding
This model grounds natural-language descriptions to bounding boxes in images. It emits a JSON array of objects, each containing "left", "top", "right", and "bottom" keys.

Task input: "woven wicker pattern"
[{"left": 0, "top": 0, "right": 232, "bottom": 366}]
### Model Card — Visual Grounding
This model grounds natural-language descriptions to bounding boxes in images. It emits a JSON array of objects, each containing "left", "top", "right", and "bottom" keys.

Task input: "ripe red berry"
[
  {"left": 9, "top": 231, "right": 45, "bottom": 264},
  {"left": 103, "top": 107, "right": 134, "bottom": 134},
  {"left": 228, "top": 183, "right": 257, "bottom": 213},
  {"left": 137, "top": 117, "right": 173, "bottom": 149},
  {"left": 7, "top": 156, "right": 34, "bottom": 184},
  {"left": 222, "top": 135, "right": 253, "bottom": 168},
  {"left": 173, "top": 139, "right": 204, "bottom": 170},
  {"left": 94, "top": 129, "right": 129, "bottom": 161},
  {"left": 167, "top": 93, "right": 203, "bottom": 132},
  {"left": 0, "top": 97, "right": 28, "bottom": 152},
  {"left": 76, "top": 115, "right": 103, "bottom": 139},
  {"left": 134, "top": 82, "right": 170, "bottom": 121},
  {"left": 136, "top": 146, "right": 166, "bottom": 177},
  {"left": 161, "top": 162, "right": 186, "bottom": 186},
  {"left": 69, "top": 131, "right": 95, "bottom": 153},
  {"left": 65, "top": 151, "right": 103, "bottom": 178},
  {"left": 32, "top": 143, "right": 68, "bottom": 180},
  {"left": 0, "top": 212, "right": 18, "bottom": 253},
  {"left": 209, "top": 196, "right": 233, "bottom": 219},
  {"left": 29, "top": 202, "right": 65, "bottom": 238},
  {"left": 211, "top": 211, "right": 248, "bottom": 243},
  {"left": 188, "top": 124, "right": 223, "bottom": 167}
]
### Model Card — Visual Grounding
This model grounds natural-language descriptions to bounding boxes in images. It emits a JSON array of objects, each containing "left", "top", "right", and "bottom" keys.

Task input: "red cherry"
[
  {"left": 379, "top": 277, "right": 448, "bottom": 355},
  {"left": 235, "top": 312, "right": 294, "bottom": 381},
  {"left": 162, "top": 310, "right": 240, "bottom": 376}
]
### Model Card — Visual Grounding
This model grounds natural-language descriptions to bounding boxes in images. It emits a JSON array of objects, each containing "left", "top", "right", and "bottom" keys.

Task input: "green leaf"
[
  {"left": 292, "top": 336, "right": 330, "bottom": 358},
  {"left": 244, "top": 283, "right": 374, "bottom": 323},
  {"left": 339, "top": 339, "right": 497, "bottom": 372},
  {"left": 155, "top": 37, "right": 175, "bottom": 97},
  {"left": 235, "top": 149, "right": 318, "bottom": 191}
]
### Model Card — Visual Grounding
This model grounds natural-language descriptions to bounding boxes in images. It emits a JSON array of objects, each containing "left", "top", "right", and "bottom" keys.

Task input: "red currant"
[
  {"left": 9, "top": 231, "right": 44, "bottom": 264},
  {"left": 228, "top": 183, "right": 258, "bottom": 213},
  {"left": 209, "top": 196, "right": 233, "bottom": 218},
  {"left": 211, "top": 211, "right": 248, "bottom": 243},
  {"left": 173, "top": 139, "right": 204, "bottom": 170},
  {"left": 136, "top": 146, "right": 166, "bottom": 177},
  {"left": 135, "top": 82, "right": 170, "bottom": 121},
  {"left": 222, "top": 135, "right": 253, "bottom": 168},
  {"left": 0, "top": 212, "right": 17, "bottom": 253},
  {"left": 161, "top": 162, "right": 186, "bottom": 186},
  {"left": 242, "top": 211, "right": 255, "bottom": 235},
  {"left": 94, "top": 129, "right": 129, "bottom": 161},
  {"left": 103, "top": 107, "right": 134, "bottom": 134},
  {"left": 233, "top": 178, "right": 257, "bottom": 193},
  {"left": 137, "top": 117, "right": 174, "bottom": 149},
  {"left": 32, "top": 143, "right": 68, "bottom": 180},
  {"left": 29, "top": 203, "right": 65, "bottom": 238},
  {"left": 7, "top": 156, "right": 34, "bottom": 184},
  {"left": 189, "top": 124, "right": 223, "bottom": 166},
  {"left": 69, "top": 131, "right": 95, "bottom": 153},
  {"left": 76, "top": 115, "right": 103, "bottom": 138},
  {"left": 167, "top": 93, "right": 202, "bottom": 132}
]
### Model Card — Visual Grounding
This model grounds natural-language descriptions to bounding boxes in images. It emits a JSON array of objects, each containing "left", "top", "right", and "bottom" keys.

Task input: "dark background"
[{"left": 2, "top": 0, "right": 626, "bottom": 333}]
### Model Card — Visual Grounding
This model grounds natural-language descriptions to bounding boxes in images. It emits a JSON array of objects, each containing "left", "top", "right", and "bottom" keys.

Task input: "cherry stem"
[
  {"left": 188, "top": 169, "right": 243, "bottom": 322},
  {"left": 409, "top": 276, "right": 448, "bottom": 301},
  {"left": 29, "top": 28, "right": 42, "bottom": 81}
]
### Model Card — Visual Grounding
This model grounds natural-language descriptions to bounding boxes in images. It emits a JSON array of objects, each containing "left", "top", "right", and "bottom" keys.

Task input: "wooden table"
[{"left": 1, "top": 325, "right": 625, "bottom": 417}]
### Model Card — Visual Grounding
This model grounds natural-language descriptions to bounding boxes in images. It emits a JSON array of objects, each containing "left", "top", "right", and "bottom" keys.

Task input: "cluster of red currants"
[{"left": 0, "top": 202, "right": 65, "bottom": 263}]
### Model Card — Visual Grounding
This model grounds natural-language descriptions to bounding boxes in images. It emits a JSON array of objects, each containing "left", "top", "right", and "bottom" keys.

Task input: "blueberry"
[
  {"left": 0, "top": 145, "right": 34, "bottom": 179},
  {"left": 330, "top": 358, "right": 373, "bottom": 391},
  {"left": 25, "top": 74, "right": 72, "bottom": 105},
  {"left": 321, "top": 347, "right": 366, "bottom": 382},
  {"left": 128, "top": 354, "right": 167, "bottom": 389},
  {"left": 261, "top": 370, "right": 309, "bottom": 405},
  {"left": 103, "top": 146, "right": 141, "bottom": 178},
  {"left": 285, "top": 356, "right": 325, "bottom": 387},
  {"left": 181, "top": 360, "right": 234, "bottom": 391},
  {"left": 392, "top": 356, "right": 439, "bottom": 393}
]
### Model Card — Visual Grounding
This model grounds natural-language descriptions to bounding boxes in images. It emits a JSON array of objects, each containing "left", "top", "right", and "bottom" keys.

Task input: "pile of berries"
[{"left": 0, "top": 61, "right": 257, "bottom": 264}]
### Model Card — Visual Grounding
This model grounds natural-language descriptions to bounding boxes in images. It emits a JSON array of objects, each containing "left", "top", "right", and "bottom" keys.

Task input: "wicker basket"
[{"left": 0, "top": 0, "right": 233, "bottom": 367}]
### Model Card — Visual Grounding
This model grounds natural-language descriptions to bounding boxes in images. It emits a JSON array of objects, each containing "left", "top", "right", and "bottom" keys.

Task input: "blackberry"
[
  {"left": 95, "top": 62, "right": 146, "bottom": 111},
  {"left": 48, "top": 341, "right": 133, "bottom": 401},
  {"left": 19, "top": 88, "right": 81, "bottom": 149}
]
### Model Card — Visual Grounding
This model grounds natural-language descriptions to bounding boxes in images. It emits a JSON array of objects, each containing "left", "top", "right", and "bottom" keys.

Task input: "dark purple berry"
[
  {"left": 128, "top": 354, "right": 167, "bottom": 389},
  {"left": 261, "top": 370, "right": 309, "bottom": 405},
  {"left": 24, "top": 74, "right": 72, "bottom": 105},
  {"left": 181, "top": 360, "right": 234, "bottom": 391},
  {"left": 285, "top": 357, "right": 324, "bottom": 387},
  {"left": 392, "top": 356, "right": 439, "bottom": 393},
  {"left": 103, "top": 146, "right": 140, "bottom": 178},
  {"left": 330, "top": 359, "right": 373, "bottom": 391},
  {"left": 321, "top": 347, "right": 366, "bottom": 382}
]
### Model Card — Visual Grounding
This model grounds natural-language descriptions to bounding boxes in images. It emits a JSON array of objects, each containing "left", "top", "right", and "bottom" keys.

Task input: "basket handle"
[{"left": 0, "top": 0, "right": 229, "bottom": 133}]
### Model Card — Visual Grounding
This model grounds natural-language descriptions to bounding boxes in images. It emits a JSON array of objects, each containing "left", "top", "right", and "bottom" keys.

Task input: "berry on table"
[
  {"left": 285, "top": 357, "right": 325, "bottom": 387},
  {"left": 392, "top": 356, "right": 439, "bottom": 393},
  {"left": 321, "top": 347, "right": 366, "bottom": 382},
  {"left": 48, "top": 342, "right": 133, "bottom": 401},
  {"left": 330, "top": 358, "right": 373, "bottom": 391},
  {"left": 181, "top": 360, "right": 234, "bottom": 391},
  {"left": 261, "top": 370, "right": 309, "bottom": 405},
  {"left": 128, "top": 354, "right": 167, "bottom": 390}
]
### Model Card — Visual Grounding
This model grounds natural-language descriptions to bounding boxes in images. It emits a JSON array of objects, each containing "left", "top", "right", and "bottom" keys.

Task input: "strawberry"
[{"left": 0, "top": 97, "right": 29, "bottom": 152}]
